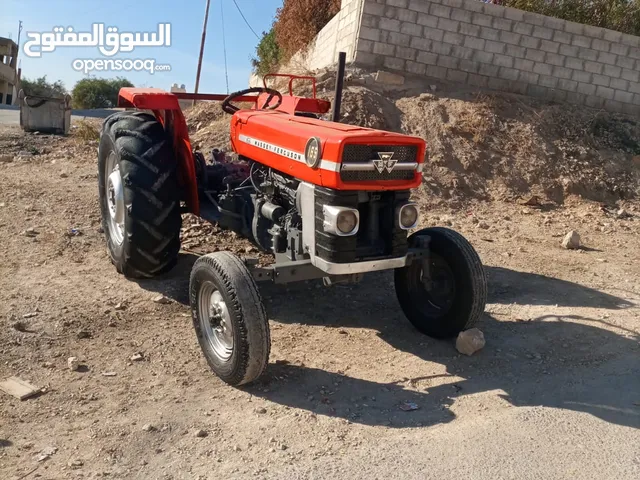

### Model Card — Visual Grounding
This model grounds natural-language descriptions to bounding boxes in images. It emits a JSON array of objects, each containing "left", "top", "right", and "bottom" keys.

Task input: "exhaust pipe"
[{"left": 331, "top": 51, "right": 347, "bottom": 123}]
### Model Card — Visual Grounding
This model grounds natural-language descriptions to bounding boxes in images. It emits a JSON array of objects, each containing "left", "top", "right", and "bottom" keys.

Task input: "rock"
[
  {"left": 561, "top": 230, "right": 581, "bottom": 250},
  {"left": 142, "top": 424, "right": 156, "bottom": 432},
  {"left": 233, "top": 444, "right": 242, "bottom": 452},
  {"left": 195, "top": 429, "right": 208, "bottom": 438},
  {"left": 477, "top": 221, "right": 489, "bottom": 230},
  {"left": 68, "top": 459, "right": 84, "bottom": 468},
  {"left": 114, "top": 302, "right": 126, "bottom": 311},
  {"left": 153, "top": 295, "right": 171, "bottom": 305},
  {"left": 254, "top": 407, "right": 267, "bottom": 414},
  {"left": 11, "top": 321, "right": 28, "bottom": 332},
  {"left": 102, "top": 371, "right": 117, "bottom": 377},
  {"left": 429, "top": 84, "right": 437, "bottom": 92},
  {"left": 456, "top": 328, "right": 486, "bottom": 356},
  {"left": 60, "top": 172, "right": 68, "bottom": 178},
  {"left": 399, "top": 402, "right": 419, "bottom": 411},
  {"left": 68, "top": 357, "right": 80, "bottom": 371},
  {"left": 268, "top": 437, "right": 276, "bottom": 443},
  {"left": 130, "top": 353, "right": 144, "bottom": 362},
  {"left": 374, "top": 70, "right": 405, "bottom": 86},
  {"left": 616, "top": 208, "right": 629, "bottom": 219},
  {"left": 22, "top": 312, "right": 38, "bottom": 318},
  {"left": 0, "top": 154, "right": 14, "bottom": 163},
  {"left": 522, "top": 195, "right": 541, "bottom": 207},
  {"left": 77, "top": 330, "right": 91, "bottom": 339},
  {"left": 36, "top": 446, "right": 58, "bottom": 462},
  {"left": 279, "top": 444, "right": 288, "bottom": 451}
]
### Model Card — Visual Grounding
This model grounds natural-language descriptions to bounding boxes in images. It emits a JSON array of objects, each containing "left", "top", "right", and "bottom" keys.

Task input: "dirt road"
[{"left": 0, "top": 125, "right": 639, "bottom": 479}]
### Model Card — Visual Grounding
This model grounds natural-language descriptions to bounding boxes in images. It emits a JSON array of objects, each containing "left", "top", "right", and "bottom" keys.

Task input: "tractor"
[{"left": 97, "top": 60, "right": 487, "bottom": 386}]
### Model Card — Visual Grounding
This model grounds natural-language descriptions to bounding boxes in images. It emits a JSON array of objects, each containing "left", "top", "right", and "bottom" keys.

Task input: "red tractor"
[{"left": 98, "top": 66, "right": 487, "bottom": 386}]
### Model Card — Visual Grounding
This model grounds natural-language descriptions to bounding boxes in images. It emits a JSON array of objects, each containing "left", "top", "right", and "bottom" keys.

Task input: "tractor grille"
[{"left": 340, "top": 144, "right": 418, "bottom": 182}]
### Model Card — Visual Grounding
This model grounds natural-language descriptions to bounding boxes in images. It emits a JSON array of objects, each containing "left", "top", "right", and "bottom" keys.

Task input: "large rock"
[
  {"left": 456, "top": 328, "right": 486, "bottom": 356},
  {"left": 562, "top": 230, "right": 581, "bottom": 249}
]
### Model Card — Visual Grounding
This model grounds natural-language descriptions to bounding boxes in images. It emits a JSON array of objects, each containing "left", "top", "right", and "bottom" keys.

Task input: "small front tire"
[
  {"left": 395, "top": 227, "right": 487, "bottom": 339},
  {"left": 190, "top": 252, "right": 270, "bottom": 386}
]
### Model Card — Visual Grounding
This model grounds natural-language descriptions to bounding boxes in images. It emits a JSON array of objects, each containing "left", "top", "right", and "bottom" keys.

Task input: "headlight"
[
  {"left": 398, "top": 203, "right": 419, "bottom": 230},
  {"left": 304, "top": 137, "right": 322, "bottom": 168},
  {"left": 322, "top": 205, "right": 359, "bottom": 236}
]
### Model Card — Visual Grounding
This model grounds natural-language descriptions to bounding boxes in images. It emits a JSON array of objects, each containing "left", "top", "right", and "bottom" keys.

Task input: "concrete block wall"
[
  {"left": 299, "top": 0, "right": 364, "bottom": 69},
  {"left": 352, "top": 0, "right": 640, "bottom": 114}
]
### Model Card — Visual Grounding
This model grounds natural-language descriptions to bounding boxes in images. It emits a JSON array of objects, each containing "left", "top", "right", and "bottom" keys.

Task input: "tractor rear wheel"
[
  {"left": 190, "top": 252, "right": 270, "bottom": 386},
  {"left": 395, "top": 227, "right": 487, "bottom": 339},
  {"left": 98, "top": 112, "right": 181, "bottom": 278}
]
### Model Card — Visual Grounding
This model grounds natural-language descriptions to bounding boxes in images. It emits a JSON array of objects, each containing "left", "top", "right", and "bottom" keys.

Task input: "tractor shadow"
[
  {"left": 247, "top": 267, "right": 639, "bottom": 429},
  {"left": 135, "top": 252, "right": 199, "bottom": 305}
]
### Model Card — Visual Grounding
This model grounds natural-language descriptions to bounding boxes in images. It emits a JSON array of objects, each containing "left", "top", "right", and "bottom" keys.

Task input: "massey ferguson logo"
[{"left": 373, "top": 152, "right": 398, "bottom": 173}]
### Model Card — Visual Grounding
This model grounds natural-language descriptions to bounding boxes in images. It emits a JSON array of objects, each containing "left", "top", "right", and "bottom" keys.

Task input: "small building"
[
  {"left": 170, "top": 83, "right": 191, "bottom": 110},
  {"left": 0, "top": 37, "right": 19, "bottom": 106}
]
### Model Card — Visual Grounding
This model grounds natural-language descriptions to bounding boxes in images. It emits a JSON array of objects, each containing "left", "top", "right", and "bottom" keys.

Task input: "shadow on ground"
[
  {"left": 135, "top": 253, "right": 199, "bottom": 305},
  {"left": 247, "top": 268, "right": 638, "bottom": 430},
  {"left": 138, "top": 258, "right": 640, "bottom": 430}
]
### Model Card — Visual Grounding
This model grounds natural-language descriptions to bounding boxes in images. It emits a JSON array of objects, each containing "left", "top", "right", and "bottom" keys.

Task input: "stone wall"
[{"left": 353, "top": 0, "right": 640, "bottom": 114}]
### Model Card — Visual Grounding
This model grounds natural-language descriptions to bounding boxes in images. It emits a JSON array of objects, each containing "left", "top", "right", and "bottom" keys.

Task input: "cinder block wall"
[
  {"left": 299, "top": 0, "right": 364, "bottom": 69},
  {"left": 353, "top": 0, "right": 640, "bottom": 114}
]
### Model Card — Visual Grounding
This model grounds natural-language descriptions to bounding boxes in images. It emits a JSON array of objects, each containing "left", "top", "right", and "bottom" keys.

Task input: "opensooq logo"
[{"left": 23, "top": 23, "right": 171, "bottom": 58}]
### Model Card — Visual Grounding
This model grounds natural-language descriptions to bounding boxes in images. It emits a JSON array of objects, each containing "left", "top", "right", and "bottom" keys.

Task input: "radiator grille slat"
[{"left": 340, "top": 145, "right": 418, "bottom": 182}]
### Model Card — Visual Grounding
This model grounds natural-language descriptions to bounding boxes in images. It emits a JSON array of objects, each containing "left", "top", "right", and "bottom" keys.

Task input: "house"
[{"left": 0, "top": 37, "right": 19, "bottom": 105}]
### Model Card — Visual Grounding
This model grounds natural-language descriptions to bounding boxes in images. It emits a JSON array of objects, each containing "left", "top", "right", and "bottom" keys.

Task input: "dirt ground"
[{"left": 0, "top": 108, "right": 639, "bottom": 480}]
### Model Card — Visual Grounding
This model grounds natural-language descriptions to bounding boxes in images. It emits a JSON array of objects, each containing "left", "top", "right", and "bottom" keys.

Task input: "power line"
[
  {"left": 221, "top": 0, "right": 230, "bottom": 94},
  {"left": 231, "top": 0, "right": 260, "bottom": 39}
]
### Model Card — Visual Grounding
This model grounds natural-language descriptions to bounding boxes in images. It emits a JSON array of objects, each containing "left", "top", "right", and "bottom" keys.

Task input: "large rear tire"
[
  {"left": 395, "top": 227, "right": 487, "bottom": 338},
  {"left": 98, "top": 112, "right": 182, "bottom": 278},
  {"left": 190, "top": 252, "right": 270, "bottom": 386}
]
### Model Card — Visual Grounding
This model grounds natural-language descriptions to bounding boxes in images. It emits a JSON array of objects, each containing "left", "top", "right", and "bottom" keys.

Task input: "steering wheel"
[{"left": 221, "top": 87, "right": 283, "bottom": 114}]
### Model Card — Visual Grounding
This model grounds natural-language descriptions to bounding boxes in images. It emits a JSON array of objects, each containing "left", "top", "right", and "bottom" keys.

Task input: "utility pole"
[
  {"left": 16, "top": 21, "right": 23, "bottom": 63},
  {"left": 193, "top": 0, "right": 211, "bottom": 106}
]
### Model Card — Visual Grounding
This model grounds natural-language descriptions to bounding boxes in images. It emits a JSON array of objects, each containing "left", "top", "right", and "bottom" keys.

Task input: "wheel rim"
[
  {"left": 409, "top": 253, "right": 457, "bottom": 317},
  {"left": 105, "top": 151, "right": 125, "bottom": 245},
  {"left": 198, "top": 282, "right": 234, "bottom": 362}
]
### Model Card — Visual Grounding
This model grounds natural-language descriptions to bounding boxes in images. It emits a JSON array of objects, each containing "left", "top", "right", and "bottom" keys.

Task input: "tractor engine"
[
  {"left": 195, "top": 147, "right": 416, "bottom": 266},
  {"left": 195, "top": 149, "right": 301, "bottom": 254}
]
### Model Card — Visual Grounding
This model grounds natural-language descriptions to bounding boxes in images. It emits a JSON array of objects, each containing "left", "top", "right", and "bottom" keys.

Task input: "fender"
[{"left": 117, "top": 88, "right": 199, "bottom": 215}]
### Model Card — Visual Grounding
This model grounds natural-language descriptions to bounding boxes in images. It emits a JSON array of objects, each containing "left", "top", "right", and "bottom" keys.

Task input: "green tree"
[
  {"left": 71, "top": 77, "right": 134, "bottom": 109},
  {"left": 252, "top": 29, "right": 282, "bottom": 77},
  {"left": 20, "top": 76, "right": 67, "bottom": 98}
]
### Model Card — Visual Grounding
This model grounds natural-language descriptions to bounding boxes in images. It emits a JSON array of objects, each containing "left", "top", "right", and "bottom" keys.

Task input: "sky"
[{"left": 0, "top": 0, "right": 283, "bottom": 94}]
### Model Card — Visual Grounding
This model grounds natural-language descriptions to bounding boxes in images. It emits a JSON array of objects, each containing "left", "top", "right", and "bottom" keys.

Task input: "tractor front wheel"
[
  {"left": 98, "top": 112, "right": 182, "bottom": 278},
  {"left": 190, "top": 252, "right": 271, "bottom": 386},
  {"left": 395, "top": 227, "right": 487, "bottom": 338}
]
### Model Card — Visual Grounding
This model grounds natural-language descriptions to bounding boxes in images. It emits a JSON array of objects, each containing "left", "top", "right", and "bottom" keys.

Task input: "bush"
[
  {"left": 274, "top": 0, "right": 341, "bottom": 61},
  {"left": 252, "top": 29, "right": 282, "bottom": 77},
  {"left": 20, "top": 76, "right": 67, "bottom": 98},
  {"left": 501, "top": 0, "right": 640, "bottom": 36},
  {"left": 71, "top": 77, "right": 134, "bottom": 109}
]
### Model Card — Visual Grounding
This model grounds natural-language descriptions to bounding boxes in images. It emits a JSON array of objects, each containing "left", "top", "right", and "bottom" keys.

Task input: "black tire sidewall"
[
  {"left": 395, "top": 227, "right": 486, "bottom": 338},
  {"left": 190, "top": 262, "right": 245, "bottom": 381},
  {"left": 98, "top": 128, "right": 126, "bottom": 264},
  {"left": 189, "top": 253, "right": 270, "bottom": 386}
]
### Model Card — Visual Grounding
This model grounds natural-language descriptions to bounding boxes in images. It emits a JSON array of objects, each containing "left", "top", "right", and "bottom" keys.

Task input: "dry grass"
[{"left": 73, "top": 119, "right": 101, "bottom": 142}]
